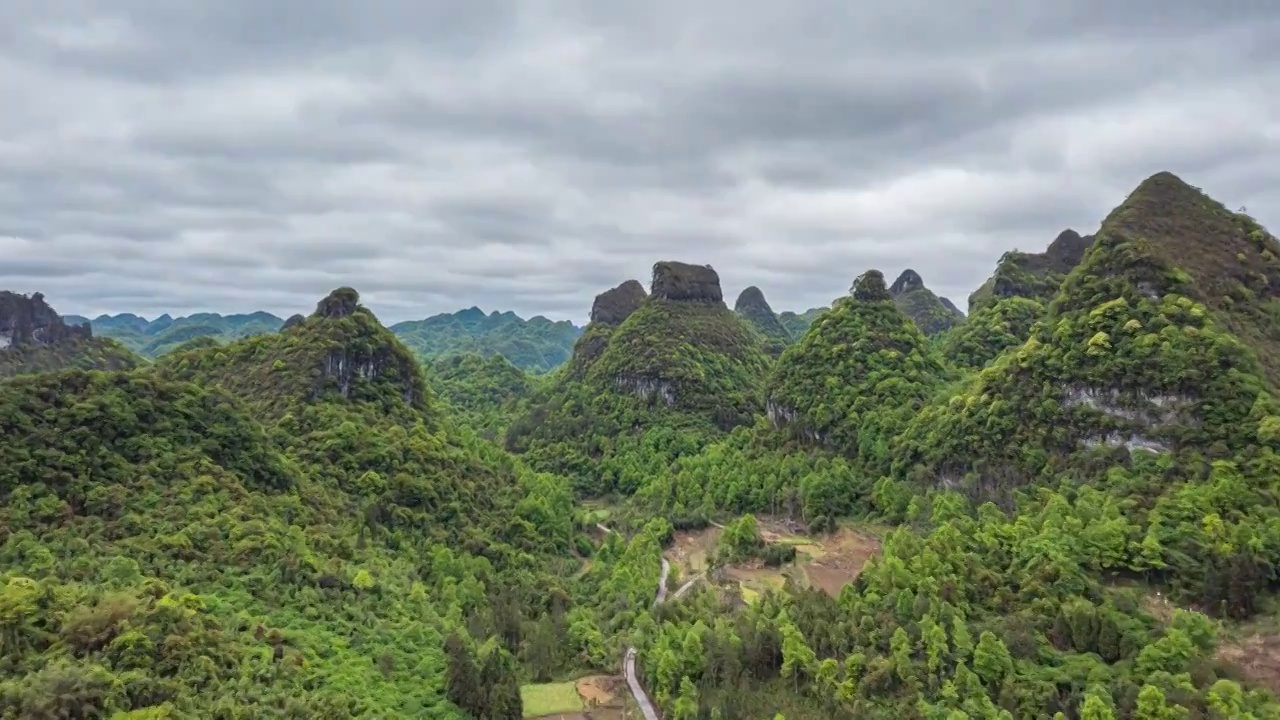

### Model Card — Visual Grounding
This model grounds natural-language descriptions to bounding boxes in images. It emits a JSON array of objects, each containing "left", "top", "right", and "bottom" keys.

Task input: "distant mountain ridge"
[
  {"left": 390, "top": 307, "right": 582, "bottom": 373},
  {"left": 66, "top": 311, "right": 286, "bottom": 358},
  {"left": 69, "top": 306, "right": 584, "bottom": 372}
]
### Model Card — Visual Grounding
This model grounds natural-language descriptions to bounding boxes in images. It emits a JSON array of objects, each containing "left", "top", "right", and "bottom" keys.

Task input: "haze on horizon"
[{"left": 1, "top": 1, "right": 1278, "bottom": 326}]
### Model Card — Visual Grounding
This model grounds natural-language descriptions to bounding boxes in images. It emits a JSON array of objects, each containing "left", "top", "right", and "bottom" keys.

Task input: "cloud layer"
[{"left": 2, "top": 1, "right": 1278, "bottom": 323}]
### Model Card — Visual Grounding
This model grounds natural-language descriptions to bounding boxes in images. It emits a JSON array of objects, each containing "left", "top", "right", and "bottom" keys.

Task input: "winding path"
[{"left": 597, "top": 523, "right": 703, "bottom": 720}]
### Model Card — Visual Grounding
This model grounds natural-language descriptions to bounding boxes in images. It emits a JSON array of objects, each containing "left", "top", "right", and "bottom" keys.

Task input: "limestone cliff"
[
  {"left": 888, "top": 269, "right": 963, "bottom": 336},
  {"left": 590, "top": 279, "right": 648, "bottom": 326},
  {"left": 968, "top": 229, "right": 1095, "bottom": 311},
  {"left": 734, "top": 286, "right": 791, "bottom": 353},
  {"left": 0, "top": 291, "right": 138, "bottom": 377},
  {"left": 0, "top": 291, "right": 92, "bottom": 349},
  {"left": 650, "top": 261, "right": 724, "bottom": 303}
]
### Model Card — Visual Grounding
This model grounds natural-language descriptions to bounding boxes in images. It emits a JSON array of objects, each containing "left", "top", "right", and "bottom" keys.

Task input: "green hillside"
[
  {"left": 767, "top": 270, "right": 950, "bottom": 456},
  {"left": 6, "top": 172, "right": 1280, "bottom": 720}
]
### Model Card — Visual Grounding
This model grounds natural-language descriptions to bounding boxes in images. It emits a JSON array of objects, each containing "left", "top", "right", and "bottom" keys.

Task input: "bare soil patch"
[
  {"left": 575, "top": 675, "right": 621, "bottom": 707},
  {"left": 800, "top": 528, "right": 882, "bottom": 596},
  {"left": 664, "top": 518, "right": 883, "bottom": 598},
  {"left": 1217, "top": 634, "right": 1280, "bottom": 694}
]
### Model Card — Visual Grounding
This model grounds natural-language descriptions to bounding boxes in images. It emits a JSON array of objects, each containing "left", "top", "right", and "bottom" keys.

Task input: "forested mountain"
[
  {"left": 778, "top": 307, "right": 827, "bottom": 338},
  {"left": 735, "top": 286, "right": 793, "bottom": 355},
  {"left": 507, "top": 261, "right": 772, "bottom": 495},
  {"left": 68, "top": 310, "right": 286, "bottom": 358},
  {"left": 967, "top": 228, "right": 1095, "bottom": 312},
  {"left": 5, "top": 171, "right": 1280, "bottom": 720},
  {"left": 889, "top": 269, "right": 965, "bottom": 336},
  {"left": 390, "top": 307, "right": 581, "bottom": 373},
  {"left": 1, "top": 291, "right": 139, "bottom": 377},
  {"left": 940, "top": 229, "right": 1097, "bottom": 371},
  {"left": 73, "top": 306, "right": 582, "bottom": 373}
]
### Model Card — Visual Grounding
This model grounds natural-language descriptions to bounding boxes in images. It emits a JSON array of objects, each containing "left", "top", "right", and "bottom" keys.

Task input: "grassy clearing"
[{"left": 521, "top": 682, "right": 584, "bottom": 717}]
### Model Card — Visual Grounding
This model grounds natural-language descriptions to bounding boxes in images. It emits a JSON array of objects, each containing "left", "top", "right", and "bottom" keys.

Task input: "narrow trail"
[{"left": 598, "top": 522, "right": 701, "bottom": 720}]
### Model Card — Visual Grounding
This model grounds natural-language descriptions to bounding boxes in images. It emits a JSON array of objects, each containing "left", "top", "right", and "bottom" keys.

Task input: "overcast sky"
[{"left": 2, "top": 2, "right": 1278, "bottom": 325}]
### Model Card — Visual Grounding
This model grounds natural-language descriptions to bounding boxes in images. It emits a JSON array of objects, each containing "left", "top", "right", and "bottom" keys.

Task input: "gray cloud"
[{"left": 1, "top": 1, "right": 1279, "bottom": 324}]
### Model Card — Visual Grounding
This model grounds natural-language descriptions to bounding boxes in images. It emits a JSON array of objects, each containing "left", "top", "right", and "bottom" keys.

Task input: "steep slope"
[
  {"left": 766, "top": 270, "right": 948, "bottom": 459},
  {"left": 889, "top": 269, "right": 964, "bottom": 336},
  {"left": 1, "top": 288, "right": 580, "bottom": 718},
  {"left": 0, "top": 291, "right": 139, "bottom": 377},
  {"left": 156, "top": 287, "right": 427, "bottom": 421},
  {"left": 566, "top": 278, "right": 648, "bottom": 374},
  {"left": 391, "top": 307, "right": 581, "bottom": 373},
  {"left": 506, "top": 262, "right": 770, "bottom": 493},
  {"left": 896, "top": 172, "right": 1280, "bottom": 496},
  {"left": 734, "top": 285, "right": 792, "bottom": 355},
  {"left": 944, "top": 229, "right": 1096, "bottom": 370},
  {"left": 940, "top": 295, "right": 1044, "bottom": 370},
  {"left": 427, "top": 352, "right": 535, "bottom": 440},
  {"left": 75, "top": 310, "right": 285, "bottom": 357},
  {"left": 588, "top": 262, "right": 769, "bottom": 423},
  {"left": 968, "top": 228, "right": 1094, "bottom": 312}
]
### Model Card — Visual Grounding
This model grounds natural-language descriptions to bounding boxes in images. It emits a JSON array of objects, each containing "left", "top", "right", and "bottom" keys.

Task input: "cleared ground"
[
  {"left": 1136, "top": 584, "right": 1280, "bottom": 695},
  {"left": 522, "top": 682, "right": 583, "bottom": 717},
  {"left": 525, "top": 675, "right": 637, "bottom": 720},
  {"left": 665, "top": 518, "right": 883, "bottom": 600}
]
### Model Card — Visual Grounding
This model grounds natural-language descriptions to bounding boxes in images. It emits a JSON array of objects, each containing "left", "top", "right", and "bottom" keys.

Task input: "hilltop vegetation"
[{"left": 5, "top": 171, "right": 1280, "bottom": 720}]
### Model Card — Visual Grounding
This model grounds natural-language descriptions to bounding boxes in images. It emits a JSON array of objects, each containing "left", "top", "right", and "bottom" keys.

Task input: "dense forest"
[{"left": 3, "top": 171, "right": 1280, "bottom": 719}]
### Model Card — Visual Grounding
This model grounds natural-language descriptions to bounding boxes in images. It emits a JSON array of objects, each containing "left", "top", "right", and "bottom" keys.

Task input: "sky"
[{"left": 1, "top": 2, "right": 1279, "bottom": 325}]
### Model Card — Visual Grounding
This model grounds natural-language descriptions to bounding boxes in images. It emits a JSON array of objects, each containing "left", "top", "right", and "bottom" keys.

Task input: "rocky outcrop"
[
  {"left": 889, "top": 269, "right": 964, "bottom": 335},
  {"left": 889, "top": 269, "right": 925, "bottom": 296},
  {"left": 613, "top": 375, "right": 676, "bottom": 406},
  {"left": 1044, "top": 229, "right": 1093, "bottom": 270},
  {"left": 766, "top": 399, "right": 824, "bottom": 442},
  {"left": 651, "top": 261, "right": 724, "bottom": 303},
  {"left": 852, "top": 270, "right": 892, "bottom": 303},
  {"left": 0, "top": 291, "right": 92, "bottom": 350},
  {"left": 318, "top": 346, "right": 419, "bottom": 405},
  {"left": 590, "top": 280, "right": 647, "bottom": 326},
  {"left": 314, "top": 287, "right": 361, "bottom": 319},
  {"left": 282, "top": 314, "right": 306, "bottom": 330},
  {"left": 939, "top": 297, "right": 963, "bottom": 315},
  {"left": 734, "top": 286, "right": 791, "bottom": 350},
  {"left": 971, "top": 229, "right": 1096, "bottom": 311}
]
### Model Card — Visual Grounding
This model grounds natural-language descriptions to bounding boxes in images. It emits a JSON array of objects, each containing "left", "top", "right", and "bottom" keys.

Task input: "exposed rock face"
[
  {"left": 889, "top": 269, "right": 925, "bottom": 296},
  {"left": 939, "top": 297, "right": 963, "bottom": 316},
  {"left": 980, "top": 228, "right": 1096, "bottom": 305},
  {"left": 1044, "top": 229, "right": 1093, "bottom": 269},
  {"left": 852, "top": 270, "right": 892, "bottom": 302},
  {"left": 314, "top": 287, "right": 361, "bottom": 319},
  {"left": 734, "top": 286, "right": 791, "bottom": 350},
  {"left": 650, "top": 261, "right": 723, "bottom": 303},
  {"left": 282, "top": 314, "right": 306, "bottom": 330},
  {"left": 0, "top": 291, "right": 92, "bottom": 350},
  {"left": 590, "top": 279, "right": 648, "bottom": 326}
]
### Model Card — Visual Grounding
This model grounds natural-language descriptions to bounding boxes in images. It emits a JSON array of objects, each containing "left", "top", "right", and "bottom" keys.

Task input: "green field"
[{"left": 521, "top": 682, "right": 584, "bottom": 717}]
